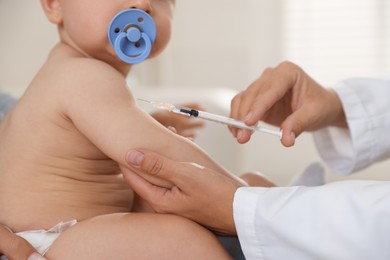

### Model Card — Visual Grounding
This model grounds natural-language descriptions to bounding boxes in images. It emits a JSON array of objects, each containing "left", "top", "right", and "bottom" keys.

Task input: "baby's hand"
[{"left": 151, "top": 103, "right": 205, "bottom": 139}]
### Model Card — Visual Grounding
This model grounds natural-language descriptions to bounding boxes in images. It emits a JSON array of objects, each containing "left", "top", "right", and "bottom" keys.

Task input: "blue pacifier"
[{"left": 108, "top": 9, "right": 156, "bottom": 64}]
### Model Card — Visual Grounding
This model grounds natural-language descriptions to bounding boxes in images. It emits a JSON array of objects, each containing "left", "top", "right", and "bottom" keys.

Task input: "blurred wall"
[
  {"left": 0, "top": 1, "right": 58, "bottom": 95},
  {"left": 1, "top": 1, "right": 389, "bottom": 185},
  {"left": 134, "top": 0, "right": 284, "bottom": 90}
]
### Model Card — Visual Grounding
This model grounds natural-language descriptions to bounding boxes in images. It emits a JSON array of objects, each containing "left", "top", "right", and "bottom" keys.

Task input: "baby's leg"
[
  {"left": 46, "top": 213, "right": 231, "bottom": 260},
  {"left": 240, "top": 171, "right": 276, "bottom": 187}
]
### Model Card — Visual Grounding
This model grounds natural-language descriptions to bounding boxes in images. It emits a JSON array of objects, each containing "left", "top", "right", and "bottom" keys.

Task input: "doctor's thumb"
[
  {"left": 126, "top": 150, "right": 170, "bottom": 179},
  {"left": 280, "top": 108, "right": 315, "bottom": 147},
  {"left": 126, "top": 150, "right": 145, "bottom": 167},
  {"left": 280, "top": 129, "right": 296, "bottom": 147}
]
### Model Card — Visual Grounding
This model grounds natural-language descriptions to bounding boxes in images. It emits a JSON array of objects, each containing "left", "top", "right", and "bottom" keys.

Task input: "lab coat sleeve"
[
  {"left": 233, "top": 181, "right": 390, "bottom": 260},
  {"left": 313, "top": 77, "right": 390, "bottom": 175}
]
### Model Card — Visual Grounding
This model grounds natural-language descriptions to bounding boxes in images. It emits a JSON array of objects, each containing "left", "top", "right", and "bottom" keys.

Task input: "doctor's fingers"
[
  {"left": 134, "top": 150, "right": 246, "bottom": 201},
  {"left": 279, "top": 110, "right": 308, "bottom": 147},
  {"left": 123, "top": 150, "right": 211, "bottom": 213},
  {"left": 279, "top": 91, "right": 338, "bottom": 147},
  {"left": 229, "top": 91, "right": 251, "bottom": 141},
  {"left": 230, "top": 70, "right": 293, "bottom": 143},
  {"left": 231, "top": 63, "right": 300, "bottom": 122},
  {"left": 241, "top": 62, "right": 304, "bottom": 127},
  {"left": 230, "top": 90, "right": 261, "bottom": 144},
  {"left": 0, "top": 224, "right": 46, "bottom": 260},
  {"left": 126, "top": 150, "right": 204, "bottom": 189},
  {"left": 121, "top": 165, "right": 178, "bottom": 213}
]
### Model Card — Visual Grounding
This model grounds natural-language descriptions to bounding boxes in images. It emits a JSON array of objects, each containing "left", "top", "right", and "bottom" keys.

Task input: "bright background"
[{"left": 1, "top": 0, "right": 389, "bottom": 185}]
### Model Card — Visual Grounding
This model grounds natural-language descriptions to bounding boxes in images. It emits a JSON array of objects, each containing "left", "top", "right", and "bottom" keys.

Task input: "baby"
[{"left": 0, "top": 0, "right": 243, "bottom": 258}]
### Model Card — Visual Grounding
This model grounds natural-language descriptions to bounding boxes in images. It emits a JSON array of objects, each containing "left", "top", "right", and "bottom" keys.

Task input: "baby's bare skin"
[
  {"left": 0, "top": 43, "right": 236, "bottom": 259},
  {"left": 0, "top": 42, "right": 240, "bottom": 233},
  {"left": 0, "top": 1, "right": 238, "bottom": 258},
  {"left": 0, "top": 44, "right": 133, "bottom": 232}
]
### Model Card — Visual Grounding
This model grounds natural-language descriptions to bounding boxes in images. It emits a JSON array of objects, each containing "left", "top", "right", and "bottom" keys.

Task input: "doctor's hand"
[
  {"left": 230, "top": 61, "right": 347, "bottom": 147},
  {"left": 122, "top": 149, "right": 246, "bottom": 235},
  {"left": 0, "top": 224, "right": 47, "bottom": 260}
]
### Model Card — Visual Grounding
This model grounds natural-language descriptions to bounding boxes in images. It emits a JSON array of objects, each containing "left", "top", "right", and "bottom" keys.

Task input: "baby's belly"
[{"left": 0, "top": 172, "right": 134, "bottom": 232}]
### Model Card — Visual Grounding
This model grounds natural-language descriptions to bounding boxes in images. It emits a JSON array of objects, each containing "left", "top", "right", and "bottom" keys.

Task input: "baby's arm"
[{"left": 60, "top": 60, "right": 242, "bottom": 186}]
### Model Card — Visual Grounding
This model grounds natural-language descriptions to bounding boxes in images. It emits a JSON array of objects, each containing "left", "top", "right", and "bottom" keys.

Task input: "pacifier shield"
[{"left": 108, "top": 9, "right": 157, "bottom": 64}]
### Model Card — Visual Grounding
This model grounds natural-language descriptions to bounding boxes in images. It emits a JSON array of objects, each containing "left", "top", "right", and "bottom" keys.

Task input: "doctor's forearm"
[{"left": 234, "top": 182, "right": 390, "bottom": 260}]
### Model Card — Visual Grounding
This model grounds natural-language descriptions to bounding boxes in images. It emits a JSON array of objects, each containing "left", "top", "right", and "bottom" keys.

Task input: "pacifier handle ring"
[
  {"left": 114, "top": 32, "right": 152, "bottom": 64},
  {"left": 108, "top": 9, "right": 156, "bottom": 64}
]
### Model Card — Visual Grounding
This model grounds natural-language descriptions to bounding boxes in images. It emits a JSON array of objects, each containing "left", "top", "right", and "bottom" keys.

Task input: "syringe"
[{"left": 138, "top": 99, "right": 282, "bottom": 138}]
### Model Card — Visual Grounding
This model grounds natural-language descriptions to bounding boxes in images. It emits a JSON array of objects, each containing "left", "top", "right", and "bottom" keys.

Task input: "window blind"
[{"left": 282, "top": 0, "right": 390, "bottom": 84}]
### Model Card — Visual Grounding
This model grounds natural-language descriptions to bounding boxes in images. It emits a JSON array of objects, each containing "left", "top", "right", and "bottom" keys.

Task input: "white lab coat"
[{"left": 233, "top": 77, "right": 390, "bottom": 260}]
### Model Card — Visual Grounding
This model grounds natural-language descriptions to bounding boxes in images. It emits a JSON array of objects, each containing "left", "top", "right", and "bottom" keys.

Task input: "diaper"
[{"left": 15, "top": 220, "right": 77, "bottom": 256}]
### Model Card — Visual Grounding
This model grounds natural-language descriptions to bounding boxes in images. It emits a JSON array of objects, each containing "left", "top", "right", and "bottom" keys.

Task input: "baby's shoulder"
[
  {"left": 39, "top": 55, "right": 131, "bottom": 113},
  {"left": 41, "top": 44, "right": 127, "bottom": 93},
  {"left": 53, "top": 57, "right": 126, "bottom": 91}
]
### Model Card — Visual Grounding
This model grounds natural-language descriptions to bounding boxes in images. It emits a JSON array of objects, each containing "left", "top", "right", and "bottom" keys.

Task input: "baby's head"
[{"left": 40, "top": 0, "right": 175, "bottom": 67}]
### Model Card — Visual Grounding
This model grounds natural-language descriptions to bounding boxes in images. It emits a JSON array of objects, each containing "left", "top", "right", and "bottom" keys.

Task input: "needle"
[{"left": 138, "top": 98, "right": 282, "bottom": 138}]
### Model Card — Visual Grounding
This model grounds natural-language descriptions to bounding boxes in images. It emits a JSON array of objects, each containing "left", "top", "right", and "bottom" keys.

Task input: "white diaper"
[{"left": 15, "top": 220, "right": 77, "bottom": 255}]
